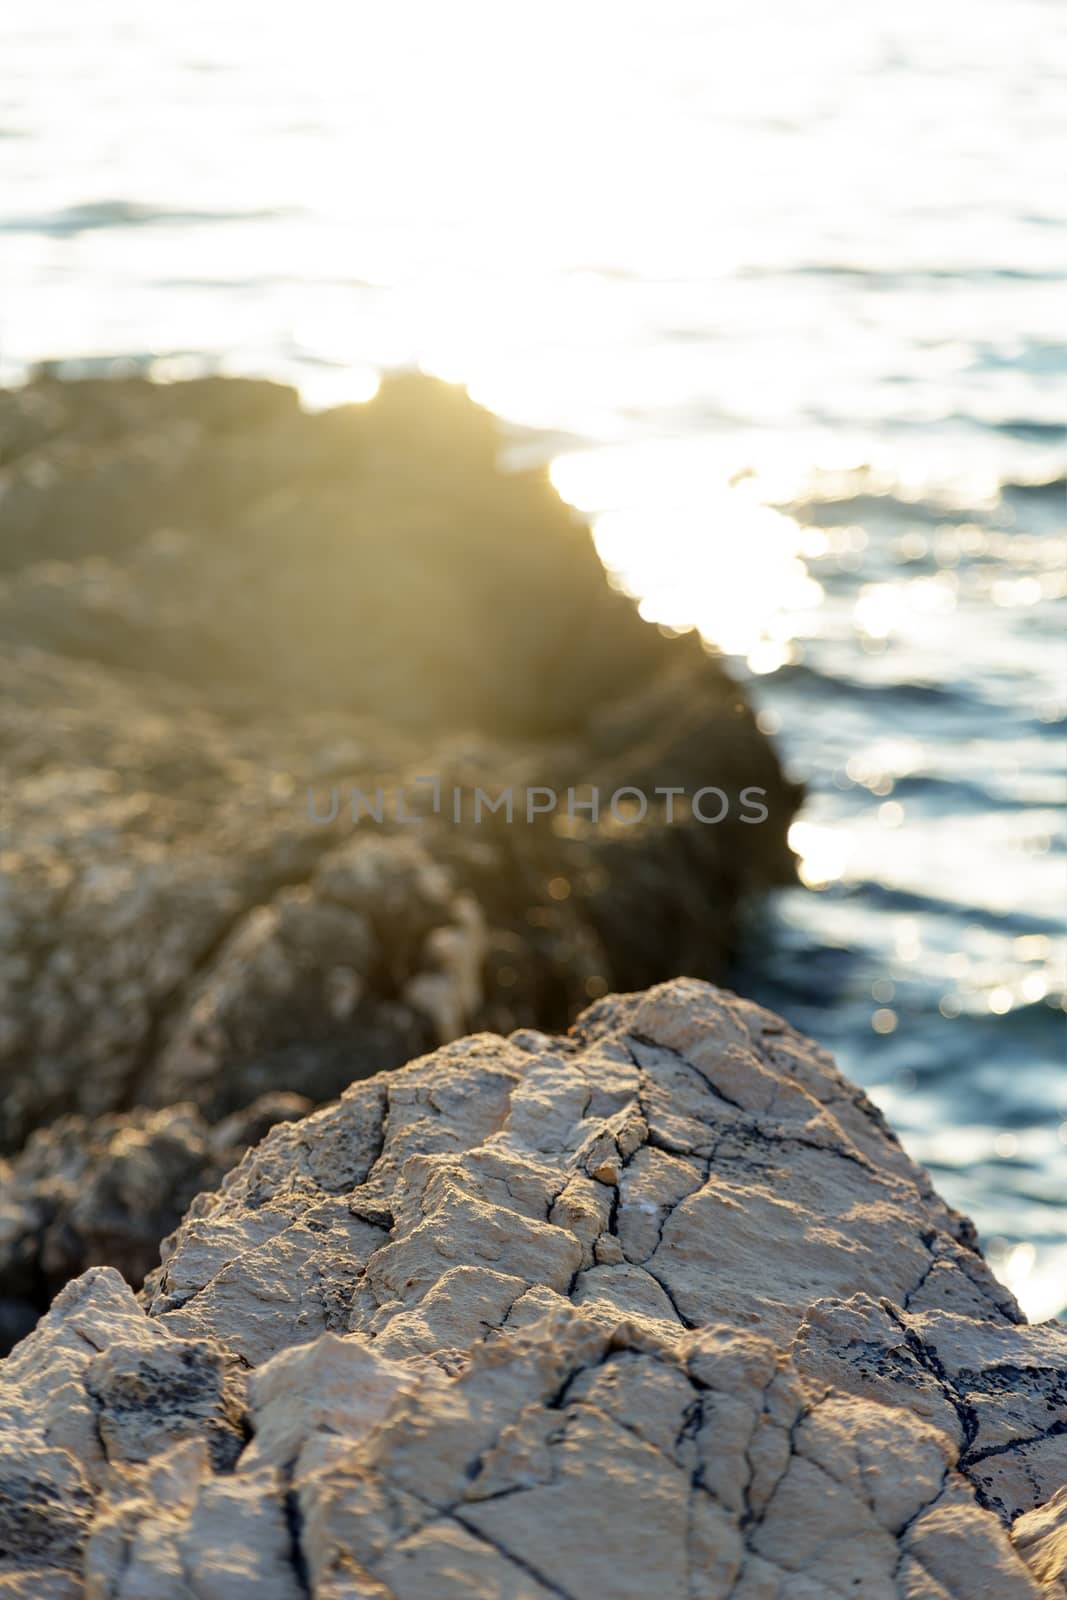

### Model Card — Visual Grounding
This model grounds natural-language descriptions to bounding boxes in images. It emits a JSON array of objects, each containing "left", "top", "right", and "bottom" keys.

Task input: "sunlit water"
[{"left": 3, "top": 0, "right": 1064, "bottom": 1318}]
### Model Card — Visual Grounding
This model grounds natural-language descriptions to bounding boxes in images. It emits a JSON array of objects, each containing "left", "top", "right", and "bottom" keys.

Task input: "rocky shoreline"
[
  {"left": 0, "top": 371, "right": 797, "bottom": 1341},
  {"left": 1, "top": 979, "right": 1064, "bottom": 1597},
  {"left": 6, "top": 375, "right": 1059, "bottom": 1595}
]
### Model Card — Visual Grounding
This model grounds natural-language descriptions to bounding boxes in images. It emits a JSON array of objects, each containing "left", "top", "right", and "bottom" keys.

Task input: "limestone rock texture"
[{"left": 1, "top": 979, "right": 1063, "bottom": 1599}]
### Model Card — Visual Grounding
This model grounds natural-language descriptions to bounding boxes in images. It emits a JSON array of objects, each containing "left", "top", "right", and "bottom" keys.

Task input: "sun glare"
[{"left": 551, "top": 444, "right": 822, "bottom": 663}]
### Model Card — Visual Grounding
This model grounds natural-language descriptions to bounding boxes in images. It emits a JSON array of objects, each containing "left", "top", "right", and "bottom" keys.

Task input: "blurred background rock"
[{"left": 0, "top": 373, "right": 797, "bottom": 1344}]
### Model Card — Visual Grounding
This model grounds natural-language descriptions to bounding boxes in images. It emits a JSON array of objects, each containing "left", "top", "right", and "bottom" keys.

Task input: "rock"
[
  {"left": 0, "top": 1094, "right": 310, "bottom": 1352},
  {"left": 0, "top": 372, "right": 798, "bottom": 1168},
  {"left": 0, "top": 1268, "right": 250, "bottom": 1599},
  {"left": 0, "top": 370, "right": 752, "bottom": 737},
  {"left": 0, "top": 979, "right": 1062, "bottom": 1597},
  {"left": 1013, "top": 1488, "right": 1067, "bottom": 1596}
]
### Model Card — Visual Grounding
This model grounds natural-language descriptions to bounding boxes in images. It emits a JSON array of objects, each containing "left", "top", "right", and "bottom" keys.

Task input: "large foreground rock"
[{"left": 1, "top": 980, "right": 1063, "bottom": 1598}]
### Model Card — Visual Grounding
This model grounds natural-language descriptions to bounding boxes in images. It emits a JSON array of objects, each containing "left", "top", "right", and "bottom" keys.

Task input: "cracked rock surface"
[{"left": 1, "top": 979, "right": 1063, "bottom": 1597}]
